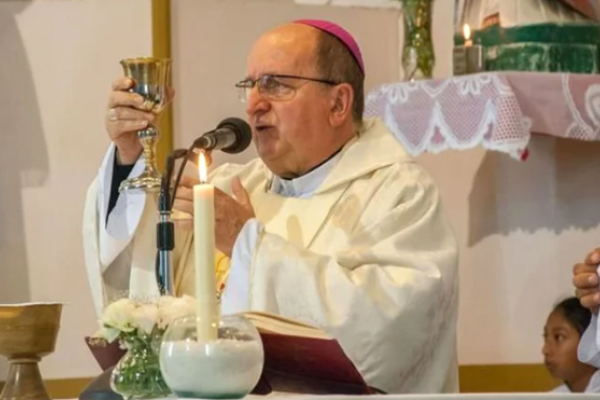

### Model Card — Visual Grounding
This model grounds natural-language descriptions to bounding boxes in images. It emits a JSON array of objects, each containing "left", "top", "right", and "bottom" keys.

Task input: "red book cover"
[{"left": 258, "top": 331, "right": 379, "bottom": 395}]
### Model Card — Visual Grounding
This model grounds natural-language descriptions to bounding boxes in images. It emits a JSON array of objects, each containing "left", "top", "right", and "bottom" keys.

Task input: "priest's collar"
[
  {"left": 270, "top": 149, "right": 342, "bottom": 199},
  {"left": 262, "top": 118, "right": 411, "bottom": 197}
]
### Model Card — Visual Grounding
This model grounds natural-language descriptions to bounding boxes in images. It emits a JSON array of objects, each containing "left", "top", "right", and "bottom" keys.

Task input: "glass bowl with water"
[{"left": 159, "top": 314, "right": 264, "bottom": 399}]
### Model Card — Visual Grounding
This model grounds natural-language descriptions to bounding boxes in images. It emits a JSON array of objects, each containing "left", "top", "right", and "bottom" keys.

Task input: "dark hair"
[
  {"left": 314, "top": 31, "right": 365, "bottom": 126},
  {"left": 553, "top": 297, "right": 592, "bottom": 336}
]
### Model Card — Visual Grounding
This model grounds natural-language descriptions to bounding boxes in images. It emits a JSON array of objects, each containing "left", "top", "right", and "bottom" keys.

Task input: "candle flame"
[
  {"left": 463, "top": 24, "right": 471, "bottom": 41},
  {"left": 198, "top": 152, "right": 208, "bottom": 183}
]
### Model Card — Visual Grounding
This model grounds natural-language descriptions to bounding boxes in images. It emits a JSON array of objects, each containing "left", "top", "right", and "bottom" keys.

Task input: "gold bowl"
[{"left": 0, "top": 303, "right": 63, "bottom": 400}]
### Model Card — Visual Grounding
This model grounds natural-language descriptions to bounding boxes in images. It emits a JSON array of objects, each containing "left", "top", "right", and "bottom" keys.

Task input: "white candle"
[
  {"left": 193, "top": 152, "right": 218, "bottom": 342},
  {"left": 463, "top": 24, "right": 473, "bottom": 47}
]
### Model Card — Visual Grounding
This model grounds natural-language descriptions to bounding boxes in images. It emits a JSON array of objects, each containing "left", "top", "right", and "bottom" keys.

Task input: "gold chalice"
[
  {"left": 119, "top": 57, "right": 172, "bottom": 193},
  {"left": 0, "top": 303, "right": 63, "bottom": 400}
]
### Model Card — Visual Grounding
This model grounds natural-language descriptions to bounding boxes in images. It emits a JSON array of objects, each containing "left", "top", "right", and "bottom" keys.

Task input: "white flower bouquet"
[
  {"left": 92, "top": 295, "right": 197, "bottom": 399},
  {"left": 96, "top": 295, "right": 196, "bottom": 344}
]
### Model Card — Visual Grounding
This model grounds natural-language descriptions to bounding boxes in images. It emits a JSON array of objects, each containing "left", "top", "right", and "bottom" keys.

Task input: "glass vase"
[
  {"left": 110, "top": 334, "right": 171, "bottom": 400},
  {"left": 160, "top": 315, "right": 264, "bottom": 399},
  {"left": 401, "top": 0, "right": 435, "bottom": 81}
]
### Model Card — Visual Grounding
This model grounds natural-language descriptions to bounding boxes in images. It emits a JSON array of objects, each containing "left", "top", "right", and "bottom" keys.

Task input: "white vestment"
[
  {"left": 579, "top": 313, "right": 600, "bottom": 369},
  {"left": 551, "top": 369, "right": 600, "bottom": 393},
  {"left": 82, "top": 118, "right": 459, "bottom": 394}
]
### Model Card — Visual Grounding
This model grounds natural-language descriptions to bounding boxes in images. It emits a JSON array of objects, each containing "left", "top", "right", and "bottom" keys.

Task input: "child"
[{"left": 543, "top": 297, "right": 600, "bottom": 392}]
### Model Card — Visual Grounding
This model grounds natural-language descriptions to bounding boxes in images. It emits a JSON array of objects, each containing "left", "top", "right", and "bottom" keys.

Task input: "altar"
[
  {"left": 63, "top": 394, "right": 600, "bottom": 400},
  {"left": 365, "top": 71, "right": 600, "bottom": 160}
]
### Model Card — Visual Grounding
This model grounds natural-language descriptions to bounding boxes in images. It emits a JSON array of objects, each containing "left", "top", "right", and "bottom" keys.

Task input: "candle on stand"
[
  {"left": 453, "top": 24, "right": 469, "bottom": 75},
  {"left": 193, "top": 152, "right": 218, "bottom": 342},
  {"left": 464, "top": 23, "right": 483, "bottom": 73},
  {"left": 463, "top": 24, "right": 472, "bottom": 47},
  {"left": 453, "top": 23, "right": 484, "bottom": 75}
]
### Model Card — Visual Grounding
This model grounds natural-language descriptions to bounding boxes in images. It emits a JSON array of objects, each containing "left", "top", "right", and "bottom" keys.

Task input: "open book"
[
  {"left": 236, "top": 311, "right": 378, "bottom": 395},
  {"left": 84, "top": 312, "right": 379, "bottom": 396},
  {"left": 242, "top": 311, "right": 330, "bottom": 339}
]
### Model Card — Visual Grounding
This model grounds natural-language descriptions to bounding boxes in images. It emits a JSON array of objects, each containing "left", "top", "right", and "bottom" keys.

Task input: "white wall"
[
  {"left": 0, "top": 0, "right": 153, "bottom": 380},
  {"left": 416, "top": 0, "right": 599, "bottom": 365},
  {"left": 172, "top": 0, "right": 600, "bottom": 367},
  {"left": 417, "top": 138, "right": 600, "bottom": 365}
]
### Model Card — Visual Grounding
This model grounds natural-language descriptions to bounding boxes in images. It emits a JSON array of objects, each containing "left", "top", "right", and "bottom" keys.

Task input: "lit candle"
[
  {"left": 194, "top": 152, "right": 218, "bottom": 342},
  {"left": 453, "top": 23, "right": 483, "bottom": 75},
  {"left": 463, "top": 24, "right": 472, "bottom": 47}
]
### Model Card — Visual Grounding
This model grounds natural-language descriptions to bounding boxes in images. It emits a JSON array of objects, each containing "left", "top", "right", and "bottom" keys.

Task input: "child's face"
[{"left": 542, "top": 310, "right": 583, "bottom": 382}]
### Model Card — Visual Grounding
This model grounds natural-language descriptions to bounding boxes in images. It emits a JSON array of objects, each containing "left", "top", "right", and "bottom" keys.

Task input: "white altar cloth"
[
  {"left": 365, "top": 72, "right": 600, "bottom": 161},
  {"left": 65, "top": 394, "right": 600, "bottom": 400}
]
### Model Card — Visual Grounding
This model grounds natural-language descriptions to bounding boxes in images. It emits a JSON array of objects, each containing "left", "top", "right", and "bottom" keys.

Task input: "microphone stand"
[
  {"left": 156, "top": 188, "right": 174, "bottom": 296},
  {"left": 156, "top": 149, "right": 187, "bottom": 295},
  {"left": 155, "top": 118, "right": 251, "bottom": 295},
  {"left": 159, "top": 137, "right": 215, "bottom": 294},
  {"left": 156, "top": 139, "right": 210, "bottom": 296}
]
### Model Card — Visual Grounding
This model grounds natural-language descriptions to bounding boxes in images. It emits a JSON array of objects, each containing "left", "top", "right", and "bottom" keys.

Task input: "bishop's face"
[{"left": 243, "top": 25, "right": 338, "bottom": 179}]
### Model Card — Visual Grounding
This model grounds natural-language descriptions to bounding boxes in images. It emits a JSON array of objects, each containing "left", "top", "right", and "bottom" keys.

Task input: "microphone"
[
  {"left": 171, "top": 117, "right": 252, "bottom": 206},
  {"left": 192, "top": 117, "right": 252, "bottom": 154}
]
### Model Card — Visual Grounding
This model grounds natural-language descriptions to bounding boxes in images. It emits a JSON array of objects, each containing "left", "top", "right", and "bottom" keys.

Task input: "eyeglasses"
[{"left": 235, "top": 74, "right": 339, "bottom": 102}]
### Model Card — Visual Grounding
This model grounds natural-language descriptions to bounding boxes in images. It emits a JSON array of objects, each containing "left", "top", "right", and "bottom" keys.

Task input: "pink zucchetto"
[{"left": 293, "top": 19, "right": 365, "bottom": 75}]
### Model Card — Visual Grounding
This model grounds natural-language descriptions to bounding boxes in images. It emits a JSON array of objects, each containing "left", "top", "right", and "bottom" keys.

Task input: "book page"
[{"left": 241, "top": 311, "right": 331, "bottom": 340}]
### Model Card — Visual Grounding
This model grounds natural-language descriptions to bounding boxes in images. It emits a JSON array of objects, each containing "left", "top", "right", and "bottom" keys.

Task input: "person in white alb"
[
  {"left": 82, "top": 19, "right": 459, "bottom": 394},
  {"left": 573, "top": 248, "right": 600, "bottom": 375}
]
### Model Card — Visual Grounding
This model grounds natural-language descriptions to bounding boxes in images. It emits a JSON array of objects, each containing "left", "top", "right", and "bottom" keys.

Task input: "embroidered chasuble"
[{"left": 83, "top": 118, "right": 459, "bottom": 394}]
